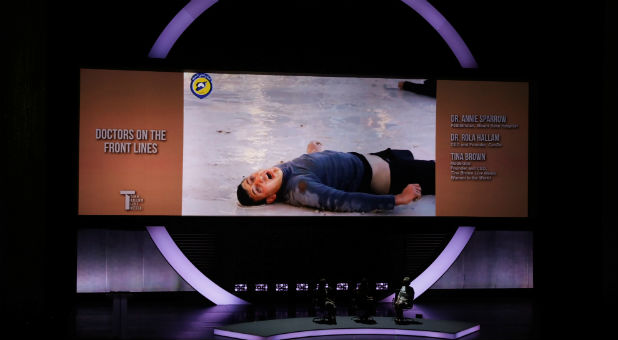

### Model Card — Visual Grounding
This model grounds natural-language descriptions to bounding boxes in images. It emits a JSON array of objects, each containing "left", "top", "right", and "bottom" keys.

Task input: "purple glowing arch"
[
  {"left": 147, "top": 226, "right": 474, "bottom": 305},
  {"left": 148, "top": 0, "right": 478, "bottom": 68}
]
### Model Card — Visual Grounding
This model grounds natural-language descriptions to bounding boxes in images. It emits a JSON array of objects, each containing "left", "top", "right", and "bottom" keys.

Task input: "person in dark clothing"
[
  {"left": 393, "top": 276, "right": 415, "bottom": 324},
  {"left": 313, "top": 278, "right": 337, "bottom": 324},
  {"left": 353, "top": 278, "right": 375, "bottom": 323},
  {"left": 236, "top": 141, "right": 435, "bottom": 213}
]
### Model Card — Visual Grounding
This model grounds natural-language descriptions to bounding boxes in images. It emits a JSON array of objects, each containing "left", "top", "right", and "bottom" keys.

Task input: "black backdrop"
[{"left": 3, "top": 0, "right": 616, "bottom": 339}]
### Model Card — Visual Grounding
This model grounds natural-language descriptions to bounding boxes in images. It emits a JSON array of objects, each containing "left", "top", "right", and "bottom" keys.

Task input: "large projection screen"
[{"left": 79, "top": 69, "right": 528, "bottom": 217}]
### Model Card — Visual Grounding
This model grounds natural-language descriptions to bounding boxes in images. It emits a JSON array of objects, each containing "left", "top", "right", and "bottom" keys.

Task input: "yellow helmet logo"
[{"left": 190, "top": 73, "right": 213, "bottom": 99}]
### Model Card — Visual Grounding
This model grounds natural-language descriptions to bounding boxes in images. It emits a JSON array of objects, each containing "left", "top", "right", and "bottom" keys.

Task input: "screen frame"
[{"left": 75, "top": 65, "right": 536, "bottom": 230}]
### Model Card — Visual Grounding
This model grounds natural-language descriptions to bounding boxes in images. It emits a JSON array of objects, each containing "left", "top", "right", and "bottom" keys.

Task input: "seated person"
[
  {"left": 237, "top": 141, "right": 435, "bottom": 213},
  {"left": 354, "top": 278, "right": 375, "bottom": 323},
  {"left": 393, "top": 276, "right": 415, "bottom": 324},
  {"left": 313, "top": 278, "right": 337, "bottom": 324}
]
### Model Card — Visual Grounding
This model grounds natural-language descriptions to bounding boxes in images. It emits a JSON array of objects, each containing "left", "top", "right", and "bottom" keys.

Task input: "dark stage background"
[{"left": 3, "top": 0, "right": 616, "bottom": 339}]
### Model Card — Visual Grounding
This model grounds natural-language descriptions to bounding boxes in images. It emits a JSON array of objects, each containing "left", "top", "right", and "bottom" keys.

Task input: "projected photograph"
[
  {"left": 181, "top": 73, "right": 437, "bottom": 216},
  {"left": 79, "top": 69, "right": 528, "bottom": 217}
]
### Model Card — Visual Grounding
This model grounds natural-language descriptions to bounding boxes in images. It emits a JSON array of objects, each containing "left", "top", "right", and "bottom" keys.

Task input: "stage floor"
[
  {"left": 74, "top": 293, "right": 536, "bottom": 339},
  {"left": 215, "top": 316, "right": 479, "bottom": 340}
]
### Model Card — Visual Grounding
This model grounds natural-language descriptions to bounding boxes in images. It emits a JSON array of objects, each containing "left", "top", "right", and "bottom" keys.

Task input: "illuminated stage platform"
[{"left": 214, "top": 316, "right": 480, "bottom": 340}]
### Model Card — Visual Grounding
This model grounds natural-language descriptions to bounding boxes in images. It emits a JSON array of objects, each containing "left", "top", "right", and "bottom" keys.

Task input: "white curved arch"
[
  {"left": 148, "top": 225, "right": 473, "bottom": 305},
  {"left": 148, "top": 0, "right": 477, "bottom": 68},
  {"left": 148, "top": 0, "right": 218, "bottom": 59},
  {"left": 146, "top": 226, "right": 248, "bottom": 305},
  {"left": 381, "top": 226, "right": 475, "bottom": 302},
  {"left": 401, "top": 0, "right": 477, "bottom": 68}
]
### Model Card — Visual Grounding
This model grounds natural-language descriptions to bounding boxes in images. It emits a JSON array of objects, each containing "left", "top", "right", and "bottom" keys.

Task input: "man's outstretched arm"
[
  {"left": 285, "top": 179, "right": 422, "bottom": 212},
  {"left": 394, "top": 184, "right": 422, "bottom": 205}
]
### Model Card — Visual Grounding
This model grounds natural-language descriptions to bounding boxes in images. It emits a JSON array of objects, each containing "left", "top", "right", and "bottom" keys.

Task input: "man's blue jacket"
[{"left": 276, "top": 150, "right": 395, "bottom": 212}]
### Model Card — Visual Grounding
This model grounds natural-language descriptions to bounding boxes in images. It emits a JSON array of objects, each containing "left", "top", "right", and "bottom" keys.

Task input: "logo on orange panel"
[
  {"left": 190, "top": 73, "right": 213, "bottom": 99},
  {"left": 120, "top": 190, "right": 144, "bottom": 211}
]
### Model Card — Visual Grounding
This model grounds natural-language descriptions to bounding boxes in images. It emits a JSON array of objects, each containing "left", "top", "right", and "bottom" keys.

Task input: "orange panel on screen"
[
  {"left": 79, "top": 69, "right": 183, "bottom": 215},
  {"left": 436, "top": 80, "right": 528, "bottom": 217}
]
